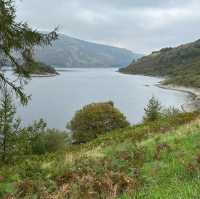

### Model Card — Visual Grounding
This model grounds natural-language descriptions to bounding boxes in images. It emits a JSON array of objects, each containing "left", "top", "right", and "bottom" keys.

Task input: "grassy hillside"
[
  {"left": 120, "top": 39, "right": 200, "bottom": 87},
  {"left": 34, "top": 34, "right": 142, "bottom": 68},
  {"left": 1, "top": 112, "right": 200, "bottom": 198}
]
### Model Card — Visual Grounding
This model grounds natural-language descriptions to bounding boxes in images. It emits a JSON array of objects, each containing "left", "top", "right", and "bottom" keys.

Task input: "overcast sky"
[{"left": 16, "top": 0, "right": 200, "bottom": 54}]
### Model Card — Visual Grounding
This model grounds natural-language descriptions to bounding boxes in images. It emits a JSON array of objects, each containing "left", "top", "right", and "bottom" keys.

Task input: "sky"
[{"left": 16, "top": 0, "right": 200, "bottom": 54}]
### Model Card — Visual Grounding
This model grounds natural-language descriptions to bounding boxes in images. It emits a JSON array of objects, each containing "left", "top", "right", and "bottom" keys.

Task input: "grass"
[
  {"left": 1, "top": 112, "right": 200, "bottom": 198},
  {"left": 120, "top": 120, "right": 200, "bottom": 199}
]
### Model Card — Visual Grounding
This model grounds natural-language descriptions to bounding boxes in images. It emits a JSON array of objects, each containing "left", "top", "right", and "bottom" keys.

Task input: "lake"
[{"left": 14, "top": 68, "right": 189, "bottom": 130}]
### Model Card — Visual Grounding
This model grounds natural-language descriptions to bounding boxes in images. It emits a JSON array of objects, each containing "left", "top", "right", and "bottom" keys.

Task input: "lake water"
[{"left": 14, "top": 68, "right": 189, "bottom": 130}]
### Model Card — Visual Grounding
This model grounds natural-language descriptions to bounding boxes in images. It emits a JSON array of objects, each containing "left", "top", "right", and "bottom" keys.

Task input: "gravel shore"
[{"left": 156, "top": 84, "right": 200, "bottom": 112}]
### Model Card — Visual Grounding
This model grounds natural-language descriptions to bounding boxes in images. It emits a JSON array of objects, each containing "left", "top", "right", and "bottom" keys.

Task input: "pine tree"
[
  {"left": 0, "top": 0, "right": 57, "bottom": 104},
  {"left": 143, "top": 96, "right": 162, "bottom": 122},
  {"left": 0, "top": 83, "right": 21, "bottom": 161}
]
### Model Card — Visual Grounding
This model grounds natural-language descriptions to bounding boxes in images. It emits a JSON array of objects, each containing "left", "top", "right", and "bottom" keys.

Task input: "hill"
[
  {"left": 1, "top": 111, "right": 200, "bottom": 198},
  {"left": 120, "top": 39, "right": 200, "bottom": 87},
  {"left": 34, "top": 34, "right": 142, "bottom": 68}
]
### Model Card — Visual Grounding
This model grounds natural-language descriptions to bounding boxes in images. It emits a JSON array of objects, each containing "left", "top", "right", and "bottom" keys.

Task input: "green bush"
[
  {"left": 44, "top": 129, "right": 69, "bottom": 153},
  {"left": 17, "top": 120, "right": 69, "bottom": 155},
  {"left": 68, "top": 101, "right": 130, "bottom": 143},
  {"left": 30, "top": 129, "right": 69, "bottom": 155}
]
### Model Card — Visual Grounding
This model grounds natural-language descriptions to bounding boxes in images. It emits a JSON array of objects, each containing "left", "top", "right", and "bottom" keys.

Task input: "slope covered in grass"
[{"left": 1, "top": 112, "right": 200, "bottom": 198}]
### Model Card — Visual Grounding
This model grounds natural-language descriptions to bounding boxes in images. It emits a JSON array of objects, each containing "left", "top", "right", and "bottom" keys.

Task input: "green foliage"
[
  {"left": 0, "top": 84, "right": 23, "bottom": 162},
  {"left": 143, "top": 97, "right": 183, "bottom": 123},
  {"left": 143, "top": 96, "right": 162, "bottom": 122},
  {"left": 19, "top": 119, "right": 69, "bottom": 155},
  {"left": 0, "top": 110, "right": 69, "bottom": 162},
  {"left": 0, "top": 112, "right": 199, "bottom": 198},
  {"left": 68, "top": 101, "right": 130, "bottom": 143},
  {"left": 31, "top": 129, "right": 69, "bottom": 155}
]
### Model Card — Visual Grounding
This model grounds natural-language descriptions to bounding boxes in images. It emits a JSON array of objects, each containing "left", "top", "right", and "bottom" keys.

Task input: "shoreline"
[
  {"left": 2, "top": 68, "right": 59, "bottom": 78},
  {"left": 119, "top": 70, "right": 200, "bottom": 112},
  {"left": 31, "top": 73, "right": 59, "bottom": 78},
  {"left": 156, "top": 83, "right": 200, "bottom": 112}
]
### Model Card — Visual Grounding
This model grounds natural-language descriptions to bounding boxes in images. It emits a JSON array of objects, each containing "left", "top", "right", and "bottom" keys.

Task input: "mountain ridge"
[{"left": 34, "top": 33, "right": 142, "bottom": 68}]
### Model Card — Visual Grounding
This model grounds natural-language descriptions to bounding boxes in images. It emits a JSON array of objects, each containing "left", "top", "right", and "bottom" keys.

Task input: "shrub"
[
  {"left": 68, "top": 101, "right": 130, "bottom": 143},
  {"left": 17, "top": 120, "right": 69, "bottom": 155},
  {"left": 143, "top": 96, "right": 162, "bottom": 122},
  {"left": 162, "top": 106, "right": 182, "bottom": 118},
  {"left": 44, "top": 129, "right": 69, "bottom": 153},
  {"left": 30, "top": 129, "right": 69, "bottom": 155}
]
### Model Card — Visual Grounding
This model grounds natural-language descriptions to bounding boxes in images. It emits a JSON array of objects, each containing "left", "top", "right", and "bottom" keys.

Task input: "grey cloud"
[{"left": 16, "top": 0, "right": 200, "bottom": 53}]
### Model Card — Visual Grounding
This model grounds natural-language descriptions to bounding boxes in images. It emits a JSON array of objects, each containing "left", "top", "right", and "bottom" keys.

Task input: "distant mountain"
[
  {"left": 120, "top": 39, "right": 200, "bottom": 87},
  {"left": 34, "top": 34, "right": 142, "bottom": 68}
]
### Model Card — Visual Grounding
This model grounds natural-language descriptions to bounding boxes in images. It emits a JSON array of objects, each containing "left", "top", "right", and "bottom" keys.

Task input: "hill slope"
[
  {"left": 120, "top": 39, "right": 200, "bottom": 87},
  {"left": 1, "top": 112, "right": 200, "bottom": 198},
  {"left": 34, "top": 34, "right": 141, "bottom": 68}
]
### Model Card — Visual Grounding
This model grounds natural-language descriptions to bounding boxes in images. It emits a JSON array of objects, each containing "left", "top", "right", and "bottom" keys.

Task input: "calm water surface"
[{"left": 15, "top": 68, "right": 189, "bottom": 130}]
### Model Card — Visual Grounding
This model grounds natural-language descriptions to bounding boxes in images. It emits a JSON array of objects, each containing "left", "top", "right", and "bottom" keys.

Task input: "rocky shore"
[{"left": 157, "top": 84, "right": 200, "bottom": 112}]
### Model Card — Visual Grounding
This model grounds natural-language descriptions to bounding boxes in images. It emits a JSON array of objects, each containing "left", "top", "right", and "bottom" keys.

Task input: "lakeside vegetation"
[
  {"left": 1, "top": 93, "right": 200, "bottom": 198},
  {"left": 0, "top": 110, "right": 200, "bottom": 198},
  {"left": 120, "top": 39, "right": 200, "bottom": 88},
  {"left": 1, "top": 0, "right": 200, "bottom": 198}
]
